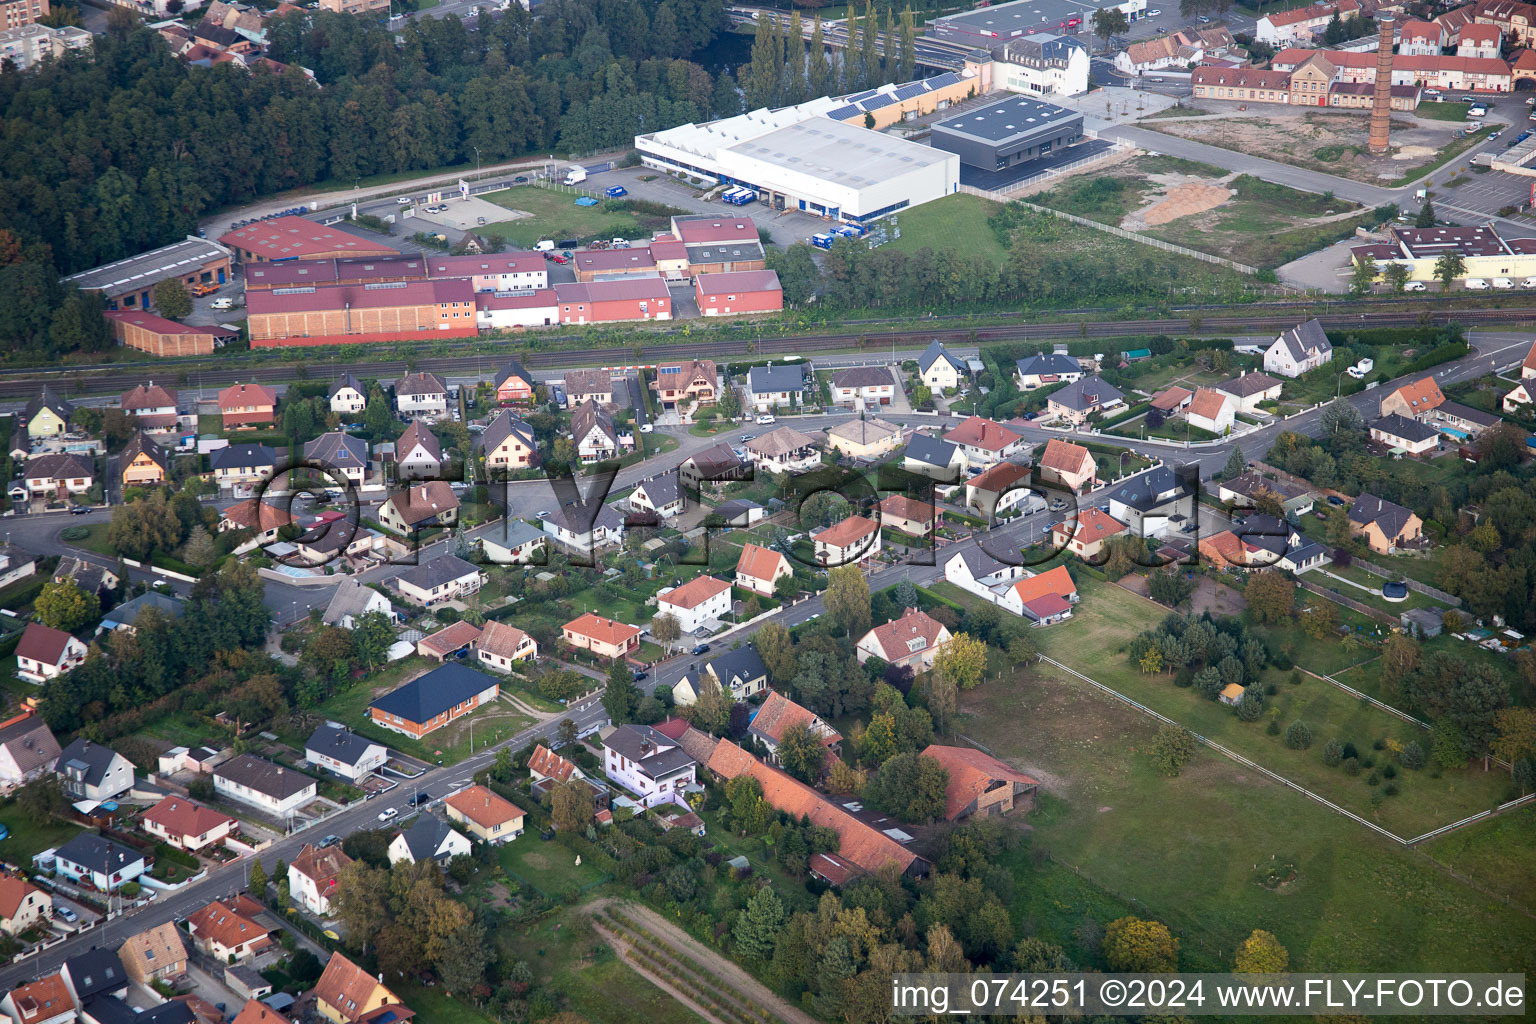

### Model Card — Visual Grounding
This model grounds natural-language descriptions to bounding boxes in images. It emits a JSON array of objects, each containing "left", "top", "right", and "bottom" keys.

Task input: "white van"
[
  {"left": 535, "top": 239, "right": 555, "bottom": 251},
  {"left": 1404, "top": 281, "right": 1426, "bottom": 291},
  {"left": 1494, "top": 277, "right": 1515, "bottom": 289},
  {"left": 210, "top": 297, "right": 235, "bottom": 311},
  {"left": 1465, "top": 278, "right": 1489, "bottom": 289}
]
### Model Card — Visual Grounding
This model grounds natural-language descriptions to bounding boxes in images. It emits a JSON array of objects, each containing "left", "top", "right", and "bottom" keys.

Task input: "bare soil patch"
[{"left": 1139, "top": 181, "right": 1233, "bottom": 226}]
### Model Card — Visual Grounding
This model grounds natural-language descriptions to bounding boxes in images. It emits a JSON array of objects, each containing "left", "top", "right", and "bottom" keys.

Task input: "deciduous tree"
[
  {"left": 1234, "top": 929, "right": 1288, "bottom": 973},
  {"left": 152, "top": 278, "right": 191, "bottom": 320},
  {"left": 933, "top": 632, "right": 987, "bottom": 690},
  {"left": 34, "top": 580, "right": 95, "bottom": 632},
  {"left": 1244, "top": 571, "right": 1294, "bottom": 624},
  {"left": 1151, "top": 724, "right": 1197, "bottom": 776},
  {"left": 824, "top": 564, "right": 871, "bottom": 638},
  {"left": 1103, "top": 917, "right": 1179, "bottom": 972},
  {"left": 777, "top": 722, "right": 829, "bottom": 782}
]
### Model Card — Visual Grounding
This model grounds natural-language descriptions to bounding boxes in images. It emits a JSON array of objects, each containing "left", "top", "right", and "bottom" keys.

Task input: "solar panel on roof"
[
  {"left": 825, "top": 105, "right": 860, "bottom": 120},
  {"left": 893, "top": 83, "right": 926, "bottom": 100},
  {"left": 862, "top": 94, "right": 893, "bottom": 110},
  {"left": 847, "top": 89, "right": 879, "bottom": 101}
]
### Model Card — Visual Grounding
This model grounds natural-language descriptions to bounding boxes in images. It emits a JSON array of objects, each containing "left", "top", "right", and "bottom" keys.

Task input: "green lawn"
[
  {"left": 498, "top": 839, "right": 607, "bottom": 898},
  {"left": 1417, "top": 802, "right": 1536, "bottom": 911},
  {"left": 479, "top": 187, "right": 679, "bottom": 248},
  {"left": 1028, "top": 577, "right": 1514, "bottom": 838},
  {"left": 64, "top": 523, "right": 118, "bottom": 559},
  {"left": 883, "top": 193, "right": 1011, "bottom": 265},
  {"left": 958, "top": 673, "right": 1536, "bottom": 973},
  {"left": 1414, "top": 101, "right": 1474, "bottom": 122},
  {"left": 1305, "top": 560, "right": 1449, "bottom": 616},
  {"left": 0, "top": 801, "right": 84, "bottom": 862},
  {"left": 394, "top": 982, "right": 498, "bottom": 1024}
]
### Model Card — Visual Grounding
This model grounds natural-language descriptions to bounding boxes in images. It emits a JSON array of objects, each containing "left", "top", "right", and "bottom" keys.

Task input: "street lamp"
[
  {"left": 1336, "top": 369, "right": 1349, "bottom": 402},
  {"left": 474, "top": 146, "right": 481, "bottom": 180}
]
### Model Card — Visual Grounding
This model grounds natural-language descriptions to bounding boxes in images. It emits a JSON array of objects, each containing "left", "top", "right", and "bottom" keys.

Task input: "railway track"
[{"left": 4, "top": 306, "right": 1533, "bottom": 400}]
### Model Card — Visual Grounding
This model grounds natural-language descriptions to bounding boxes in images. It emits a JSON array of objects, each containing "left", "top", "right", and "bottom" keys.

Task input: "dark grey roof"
[
  {"left": 919, "top": 339, "right": 963, "bottom": 374},
  {"left": 57, "top": 739, "right": 126, "bottom": 789},
  {"left": 328, "top": 373, "right": 365, "bottom": 400},
  {"left": 209, "top": 443, "right": 276, "bottom": 472},
  {"left": 399, "top": 814, "right": 459, "bottom": 861},
  {"left": 1285, "top": 541, "right": 1329, "bottom": 566},
  {"left": 1235, "top": 513, "right": 1290, "bottom": 557},
  {"left": 397, "top": 554, "right": 481, "bottom": 592},
  {"left": 1273, "top": 319, "right": 1332, "bottom": 363},
  {"left": 55, "top": 833, "right": 143, "bottom": 875},
  {"left": 635, "top": 472, "right": 681, "bottom": 507},
  {"left": 489, "top": 519, "right": 547, "bottom": 550},
  {"left": 213, "top": 754, "right": 316, "bottom": 801},
  {"left": 1015, "top": 353, "right": 1081, "bottom": 377},
  {"left": 1215, "top": 372, "right": 1283, "bottom": 398},
  {"left": 395, "top": 371, "right": 447, "bottom": 397},
  {"left": 1049, "top": 374, "right": 1124, "bottom": 412},
  {"left": 571, "top": 400, "right": 617, "bottom": 447},
  {"left": 1222, "top": 471, "right": 1309, "bottom": 503},
  {"left": 62, "top": 947, "right": 129, "bottom": 1001},
  {"left": 84, "top": 998, "right": 195, "bottom": 1024},
  {"left": 603, "top": 724, "right": 697, "bottom": 780},
  {"left": 303, "top": 432, "right": 369, "bottom": 470},
  {"left": 949, "top": 545, "right": 1012, "bottom": 580},
  {"left": 368, "top": 663, "right": 498, "bottom": 724},
  {"left": 1108, "top": 465, "right": 1188, "bottom": 513},
  {"left": 306, "top": 724, "right": 381, "bottom": 768},
  {"left": 904, "top": 434, "right": 961, "bottom": 468},
  {"left": 1435, "top": 400, "right": 1500, "bottom": 428},
  {"left": 24, "top": 385, "right": 74, "bottom": 425},
  {"left": 684, "top": 240, "right": 765, "bottom": 266},
  {"left": 933, "top": 94, "right": 1080, "bottom": 145},
  {"left": 122, "top": 431, "right": 168, "bottom": 474},
  {"left": 748, "top": 364, "right": 808, "bottom": 394},
  {"left": 707, "top": 646, "right": 770, "bottom": 688},
  {"left": 831, "top": 366, "right": 893, "bottom": 390},
  {"left": 482, "top": 410, "right": 537, "bottom": 454},
  {"left": 322, "top": 579, "right": 386, "bottom": 625},
  {"left": 1348, "top": 493, "right": 1415, "bottom": 539},
  {"left": 712, "top": 499, "right": 763, "bottom": 525},
  {"left": 1372, "top": 413, "right": 1439, "bottom": 444},
  {"left": 494, "top": 360, "right": 535, "bottom": 391}
]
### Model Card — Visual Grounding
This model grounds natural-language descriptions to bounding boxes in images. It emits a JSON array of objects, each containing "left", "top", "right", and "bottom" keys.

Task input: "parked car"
[
  {"left": 1404, "top": 281, "right": 1426, "bottom": 291},
  {"left": 632, "top": 670, "right": 649, "bottom": 682},
  {"left": 545, "top": 252, "right": 570, "bottom": 264},
  {"left": 476, "top": 216, "right": 486, "bottom": 225},
  {"left": 692, "top": 643, "right": 711, "bottom": 655},
  {"left": 68, "top": 505, "right": 89, "bottom": 514},
  {"left": 378, "top": 807, "right": 399, "bottom": 822},
  {"left": 514, "top": 175, "right": 528, "bottom": 183},
  {"left": 319, "top": 835, "right": 341, "bottom": 848},
  {"left": 1522, "top": 277, "right": 1536, "bottom": 288},
  {"left": 604, "top": 186, "right": 628, "bottom": 198},
  {"left": 396, "top": 197, "right": 411, "bottom": 205},
  {"left": 1327, "top": 495, "right": 1346, "bottom": 506},
  {"left": 536, "top": 510, "right": 550, "bottom": 518},
  {"left": 56, "top": 907, "right": 77, "bottom": 923},
  {"left": 756, "top": 414, "right": 776, "bottom": 425},
  {"left": 409, "top": 792, "right": 432, "bottom": 807}
]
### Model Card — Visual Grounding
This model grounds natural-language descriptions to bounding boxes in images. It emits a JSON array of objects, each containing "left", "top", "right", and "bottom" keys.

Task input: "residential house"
[
  {"left": 321, "top": 579, "right": 394, "bottom": 630},
  {"left": 746, "top": 364, "right": 809, "bottom": 412},
  {"left": 562, "top": 368, "right": 615, "bottom": 408},
  {"left": 417, "top": 620, "right": 482, "bottom": 662},
  {"left": 395, "top": 554, "right": 485, "bottom": 607},
  {"left": 53, "top": 833, "right": 146, "bottom": 891},
  {"left": 52, "top": 556, "right": 116, "bottom": 599},
  {"left": 0, "top": 545, "right": 37, "bottom": 591},
  {"left": 55, "top": 738, "right": 133, "bottom": 802},
  {"left": 0, "top": 713, "right": 62, "bottom": 788},
  {"left": 652, "top": 359, "right": 719, "bottom": 410},
  {"left": 328, "top": 374, "right": 367, "bottom": 416},
  {"left": 394, "top": 372, "right": 449, "bottom": 419},
  {"left": 1150, "top": 385, "right": 1193, "bottom": 415},
  {"left": 1379, "top": 377, "right": 1446, "bottom": 420},
  {"left": 829, "top": 366, "right": 897, "bottom": 408},
  {"left": 1046, "top": 374, "right": 1126, "bottom": 425},
  {"left": 1037, "top": 438, "right": 1096, "bottom": 492},
  {"left": 943, "top": 547, "right": 1027, "bottom": 601},
  {"left": 395, "top": 420, "right": 443, "bottom": 481},
  {"left": 1255, "top": 0, "right": 1367, "bottom": 43},
  {"left": 387, "top": 815, "right": 472, "bottom": 866},
  {"left": 313, "top": 951, "right": 407, "bottom": 1024},
  {"left": 1503, "top": 377, "right": 1534, "bottom": 412},
  {"left": 187, "top": 896, "right": 273, "bottom": 963},
  {"left": 217, "top": 382, "right": 276, "bottom": 429},
  {"left": 0, "top": 875, "right": 50, "bottom": 936},
  {"left": 480, "top": 519, "right": 548, "bottom": 564},
  {"left": 965, "top": 461, "right": 1033, "bottom": 518},
  {"left": 706, "top": 740, "right": 927, "bottom": 878},
  {"left": 288, "top": 843, "right": 352, "bottom": 917},
  {"left": 379, "top": 481, "right": 459, "bottom": 534},
  {"left": 367, "top": 663, "right": 500, "bottom": 739},
  {"left": 305, "top": 724, "right": 387, "bottom": 782},
  {"left": 943, "top": 416, "right": 1024, "bottom": 467},
  {"left": 826, "top": 417, "right": 902, "bottom": 460},
  {"left": 922, "top": 744, "right": 1038, "bottom": 820},
  {"left": 209, "top": 443, "right": 277, "bottom": 488},
  {"left": 1051, "top": 506, "right": 1128, "bottom": 561},
  {"left": 156, "top": 745, "right": 223, "bottom": 776},
  {"left": 21, "top": 387, "right": 73, "bottom": 439},
  {"left": 494, "top": 360, "right": 537, "bottom": 404},
  {"left": 1279, "top": 537, "right": 1331, "bottom": 573},
  {"left": 66, "top": 950, "right": 132, "bottom": 1017},
  {"left": 706, "top": 496, "right": 764, "bottom": 526},
  {"left": 1398, "top": 18, "right": 1445, "bottom": 54},
  {"left": 303, "top": 432, "right": 369, "bottom": 486},
  {"left": 121, "top": 431, "right": 169, "bottom": 486},
  {"left": 121, "top": 383, "right": 179, "bottom": 431},
  {"left": 140, "top": 796, "right": 237, "bottom": 852},
  {"left": 541, "top": 501, "right": 625, "bottom": 554},
  {"left": 811, "top": 515, "right": 881, "bottom": 565},
  {"left": 748, "top": 691, "right": 842, "bottom": 767},
  {"left": 744, "top": 426, "right": 821, "bottom": 474},
  {"left": 562, "top": 614, "right": 638, "bottom": 660},
  {"left": 0, "top": 975, "right": 75, "bottom": 1024},
  {"left": 1107, "top": 465, "right": 1195, "bottom": 538},
  {"left": 212, "top": 754, "right": 317, "bottom": 818},
  {"left": 118, "top": 923, "right": 188, "bottom": 986},
  {"left": 16, "top": 623, "right": 87, "bottom": 683},
  {"left": 1263, "top": 320, "right": 1333, "bottom": 378},
  {"left": 1216, "top": 472, "right": 1315, "bottom": 517},
  {"left": 603, "top": 723, "right": 698, "bottom": 808},
  {"left": 629, "top": 472, "right": 684, "bottom": 520},
  {"left": 443, "top": 784, "right": 525, "bottom": 844},
  {"left": 1198, "top": 515, "right": 1292, "bottom": 568},
  {"left": 481, "top": 412, "right": 539, "bottom": 472},
  {"left": 23, "top": 454, "right": 94, "bottom": 500},
  {"left": 1370, "top": 413, "right": 1440, "bottom": 455},
  {"left": 902, "top": 434, "right": 967, "bottom": 481},
  {"left": 475, "top": 620, "right": 538, "bottom": 672},
  {"left": 1185, "top": 387, "right": 1236, "bottom": 435},
  {"left": 218, "top": 498, "right": 292, "bottom": 544},
  {"left": 571, "top": 400, "right": 626, "bottom": 463},
  {"left": 657, "top": 575, "right": 733, "bottom": 634},
  {"left": 675, "top": 646, "right": 771, "bottom": 705},
  {"left": 1427, "top": 400, "right": 1500, "bottom": 440},
  {"left": 529, "top": 745, "right": 585, "bottom": 786},
  {"left": 918, "top": 339, "right": 967, "bottom": 393},
  {"left": 677, "top": 441, "right": 747, "bottom": 489},
  {"left": 1348, "top": 494, "right": 1426, "bottom": 554},
  {"left": 998, "top": 565, "right": 1080, "bottom": 623},
  {"left": 735, "top": 543, "right": 793, "bottom": 596},
  {"left": 1214, "top": 372, "right": 1284, "bottom": 413},
  {"left": 1013, "top": 353, "right": 1083, "bottom": 390},
  {"left": 856, "top": 607, "right": 952, "bottom": 672},
  {"left": 877, "top": 494, "right": 938, "bottom": 537}
]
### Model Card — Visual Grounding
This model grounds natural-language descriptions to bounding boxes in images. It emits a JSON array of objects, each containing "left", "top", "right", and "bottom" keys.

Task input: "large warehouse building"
[
  {"left": 930, "top": 95, "right": 1085, "bottom": 172},
  {"left": 637, "top": 99, "right": 959, "bottom": 224},
  {"left": 925, "top": 0, "right": 1147, "bottom": 46}
]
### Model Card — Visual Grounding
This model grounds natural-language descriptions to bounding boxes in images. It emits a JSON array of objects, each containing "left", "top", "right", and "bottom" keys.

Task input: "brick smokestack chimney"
[{"left": 1368, "top": 16, "right": 1396, "bottom": 156}]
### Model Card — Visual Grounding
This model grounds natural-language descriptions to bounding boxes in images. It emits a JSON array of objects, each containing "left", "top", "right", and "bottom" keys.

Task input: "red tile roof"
[
  {"left": 812, "top": 515, "right": 878, "bottom": 549},
  {"left": 967, "top": 461, "right": 1030, "bottom": 495},
  {"left": 6, "top": 974, "right": 73, "bottom": 1024},
  {"left": 1388, "top": 377, "right": 1446, "bottom": 413},
  {"left": 217, "top": 381, "right": 276, "bottom": 410},
  {"left": 0, "top": 875, "right": 42, "bottom": 920},
  {"left": 314, "top": 951, "right": 398, "bottom": 1022},
  {"left": 563, "top": 613, "right": 640, "bottom": 648},
  {"left": 921, "top": 744, "right": 1038, "bottom": 820},
  {"left": 877, "top": 494, "right": 937, "bottom": 524},
  {"left": 247, "top": 278, "right": 472, "bottom": 315},
  {"left": 749, "top": 691, "right": 840, "bottom": 746},
  {"left": 443, "top": 784, "right": 523, "bottom": 829},
  {"left": 572, "top": 249, "right": 657, "bottom": 274},
  {"left": 736, "top": 543, "right": 789, "bottom": 584},
  {"left": 15, "top": 622, "right": 77, "bottom": 666},
  {"left": 527, "top": 745, "right": 579, "bottom": 783},
  {"left": 1149, "top": 386, "right": 1193, "bottom": 411},
  {"left": 233, "top": 1000, "right": 291, "bottom": 1024},
  {"left": 219, "top": 216, "right": 400, "bottom": 260},
  {"left": 141, "top": 796, "right": 237, "bottom": 841},
  {"left": 944, "top": 416, "right": 1021, "bottom": 452},
  {"left": 220, "top": 497, "right": 293, "bottom": 533},
  {"left": 476, "top": 620, "right": 532, "bottom": 660},
  {"left": 1052, "top": 506, "right": 1127, "bottom": 546},
  {"left": 659, "top": 575, "right": 731, "bottom": 611},
  {"left": 674, "top": 217, "right": 758, "bottom": 244},
  {"left": 554, "top": 278, "right": 670, "bottom": 304},
  {"left": 1010, "top": 565, "right": 1078, "bottom": 607},
  {"left": 105, "top": 310, "right": 220, "bottom": 336},
  {"left": 289, "top": 842, "right": 353, "bottom": 887},
  {"left": 1187, "top": 387, "right": 1231, "bottom": 422},
  {"left": 861, "top": 607, "right": 949, "bottom": 663},
  {"left": 1039, "top": 438, "right": 1093, "bottom": 473},
  {"left": 187, "top": 896, "right": 271, "bottom": 953},
  {"left": 418, "top": 620, "right": 483, "bottom": 657}
]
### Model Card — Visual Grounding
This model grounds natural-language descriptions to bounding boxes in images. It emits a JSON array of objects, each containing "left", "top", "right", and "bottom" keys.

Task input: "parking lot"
[
  {"left": 582, "top": 165, "right": 840, "bottom": 248},
  {"left": 407, "top": 194, "right": 525, "bottom": 233}
]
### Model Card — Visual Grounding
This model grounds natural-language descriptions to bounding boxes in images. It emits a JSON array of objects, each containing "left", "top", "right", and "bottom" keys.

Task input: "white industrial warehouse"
[{"left": 636, "top": 98, "right": 961, "bottom": 225}]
